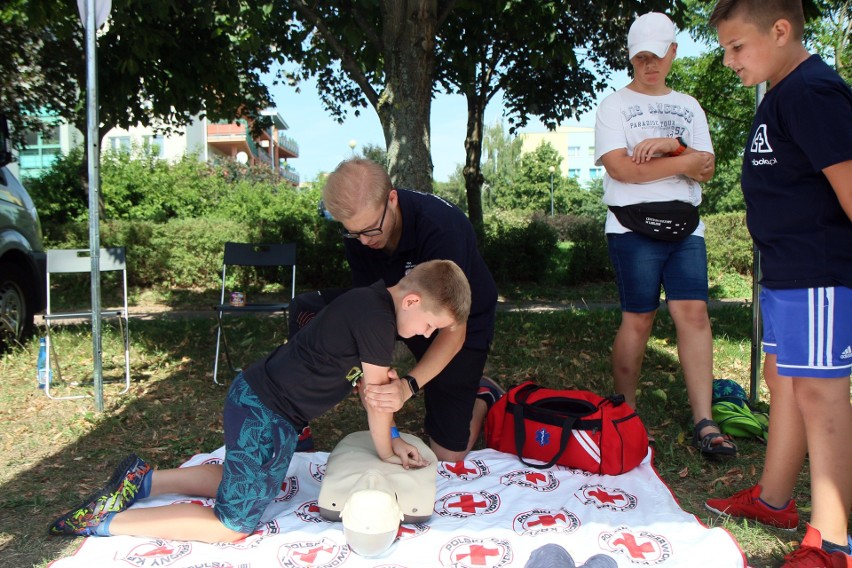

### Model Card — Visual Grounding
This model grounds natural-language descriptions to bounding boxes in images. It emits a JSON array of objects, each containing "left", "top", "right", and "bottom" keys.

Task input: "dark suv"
[{"left": 0, "top": 116, "right": 46, "bottom": 351}]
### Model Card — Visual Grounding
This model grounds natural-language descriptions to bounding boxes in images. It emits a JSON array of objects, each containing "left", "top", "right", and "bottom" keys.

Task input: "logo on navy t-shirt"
[{"left": 749, "top": 124, "right": 777, "bottom": 166}]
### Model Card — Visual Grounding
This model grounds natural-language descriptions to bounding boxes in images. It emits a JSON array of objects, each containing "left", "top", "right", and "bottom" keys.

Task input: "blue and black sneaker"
[{"left": 48, "top": 453, "right": 151, "bottom": 537}]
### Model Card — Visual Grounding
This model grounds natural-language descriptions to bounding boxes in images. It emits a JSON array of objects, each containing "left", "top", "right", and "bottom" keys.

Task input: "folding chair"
[
  {"left": 213, "top": 242, "right": 296, "bottom": 384},
  {"left": 43, "top": 247, "right": 131, "bottom": 400}
]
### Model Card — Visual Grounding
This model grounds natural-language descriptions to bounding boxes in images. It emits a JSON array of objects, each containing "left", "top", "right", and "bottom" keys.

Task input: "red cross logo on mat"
[
  {"left": 513, "top": 508, "right": 581, "bottom": 536},
  {"left": 169, "top": 497, "right": 213, "bottom": 508},
  {"left": 213, "top": 532, "right": 265, "bottom": 550},
  {"left": 599, "top": 526, "right": 673, "bottom": 565},
  {"left": 435, "top": 491, "right": 500, "bottom": 518},
  {"left": 499, "top": 469, "right": 560, "bottom": 492},
  {"left": 438, "top": 458, "right": 489, "bottom": 480},
  {"left": 439, "top": 536, "right": 512, "bottom": 567},
  {"left": 576, "top": 484, "right": 638, "bottom": 511},
  {"left": 309, "top": 463, "right": 326, "bottom": 483},
  {"left": 295, "top": 500, "right": 330, "bottom": 524},
  {"left": 121, "top": 539, "right": 192, "bottom": 566},
  {"left": 278, "top": 538, "right": 349, "bottom": 567},
  {"left": 273, "top": 476, "right": 299, "bottom": 502},
  {"left": 254, "top": 519, "right": 281, "bottom": 536},
  {"left": 397, "top": 522, "right": 430, "bottom": 541}
]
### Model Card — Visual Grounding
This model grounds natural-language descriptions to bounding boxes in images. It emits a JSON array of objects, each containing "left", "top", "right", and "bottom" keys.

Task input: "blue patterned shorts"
[{"left": 215, "top": 373, "right": 298, "bottom": 534}]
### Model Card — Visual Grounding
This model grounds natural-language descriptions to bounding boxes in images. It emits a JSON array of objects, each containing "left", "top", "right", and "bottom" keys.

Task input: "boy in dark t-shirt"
[
  {"left": 48, "top": 260, "right": 471, "bottom": 544},
  {"left": 707, "top": 1, "right": 852, "bottom": 564}
]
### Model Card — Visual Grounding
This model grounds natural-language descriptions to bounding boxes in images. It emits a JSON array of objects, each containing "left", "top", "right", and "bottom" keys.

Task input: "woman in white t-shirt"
[{"left": 594, "top": 12, "right": 736, "bottom": 458}]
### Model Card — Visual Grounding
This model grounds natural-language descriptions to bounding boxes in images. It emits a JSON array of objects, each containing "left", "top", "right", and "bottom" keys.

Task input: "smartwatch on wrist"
[
  {"left": 403, "top": 374, "right": 420, "bottom": 398},
  {"left": 670, "top": 136, "right": 688, "bottom": 156}
]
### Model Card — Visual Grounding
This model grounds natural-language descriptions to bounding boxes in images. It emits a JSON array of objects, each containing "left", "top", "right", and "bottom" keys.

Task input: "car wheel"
[{"left": 0, "top": 261, "right": 35, "bottom": 352}]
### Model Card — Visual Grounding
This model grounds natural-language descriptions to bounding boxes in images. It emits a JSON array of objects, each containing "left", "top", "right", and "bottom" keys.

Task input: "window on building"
[
  {"left": 143, "top": 135, "right": 165, "bottom": 157},
  {"left": 110, "top": 136, "right": 132, "bottom": 153},
  {"left": 19, "top": 125, "right": 61, "bottom": 175},
  {"left": 589, "top": 167, "right": 603, "bottom": 179},
  {"left": 567, "top": 145, "right": 581, "bottom": 157},
  {"left": 588, "top": 146, "right": 596, "bottom": 156},
  {"left": 568, "top": 168, "right": 581, "bottom": 178}
]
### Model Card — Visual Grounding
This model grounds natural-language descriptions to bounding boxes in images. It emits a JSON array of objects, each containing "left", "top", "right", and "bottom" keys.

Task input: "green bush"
[
  {"left": 32, "top": 152, "right": 750, "bottom": 293},
  {"left": 482, "top": 211, "right": 558, "bottom": 283},
  {"left": 556, "top": 215, "right": 612, "bottom": 285},
  {"left": 704, "top": 212, "right": 753, "bottom": 276},
  {"left": 45, "top": 216, "right": 349, "bottom": 291},
  {"left": 26, "top": 147, "right": 88, "bottom": 225}
]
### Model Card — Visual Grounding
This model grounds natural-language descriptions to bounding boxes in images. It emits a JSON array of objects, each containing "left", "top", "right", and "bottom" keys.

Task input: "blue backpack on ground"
[{"left": 711, "top": 379, "right": 769, "bottom": 442}]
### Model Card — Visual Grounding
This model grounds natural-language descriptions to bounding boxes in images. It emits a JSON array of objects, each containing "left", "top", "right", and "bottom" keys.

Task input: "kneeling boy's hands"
[{"left": 384, "top": 438, "right": 429, "bottom": 470}]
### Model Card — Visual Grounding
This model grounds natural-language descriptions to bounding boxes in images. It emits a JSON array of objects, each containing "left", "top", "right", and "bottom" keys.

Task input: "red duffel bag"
[{"left": 485, "top": 381, "right": 649, "bottom": 475}]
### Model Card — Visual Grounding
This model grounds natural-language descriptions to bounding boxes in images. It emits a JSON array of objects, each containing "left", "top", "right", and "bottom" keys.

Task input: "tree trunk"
[
  {"left": 377, "top": 0, "right": 436, "bottom": 192},
  {"left": 462, "top": 93, "right": 486, "bottom": 243}
]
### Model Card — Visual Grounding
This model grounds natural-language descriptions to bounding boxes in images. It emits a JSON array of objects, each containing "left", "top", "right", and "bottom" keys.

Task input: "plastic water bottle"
[{"left": 37, "top": 337, "right": 48, "bottom": 389}]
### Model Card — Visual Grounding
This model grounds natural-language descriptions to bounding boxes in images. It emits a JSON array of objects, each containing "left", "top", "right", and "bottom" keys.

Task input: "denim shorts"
[
  {"left": 607, "top": 233, "right": 709, "bottom": 313},
  {"left": 761, "top": 286, "right": 852, "bottom": 379},
  {"left": 215, "top": 373, "right": 298, "bottom": 534}
]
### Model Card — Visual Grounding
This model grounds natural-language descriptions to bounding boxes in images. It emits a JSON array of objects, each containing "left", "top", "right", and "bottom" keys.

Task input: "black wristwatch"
[{"left": 403, "top": 374, "right": 420, "bottom": 398}]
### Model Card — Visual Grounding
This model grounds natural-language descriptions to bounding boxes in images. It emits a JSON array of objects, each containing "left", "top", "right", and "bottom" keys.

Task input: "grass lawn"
[{"left": 0, "top": 279, "right": 845, "bottom": 567}]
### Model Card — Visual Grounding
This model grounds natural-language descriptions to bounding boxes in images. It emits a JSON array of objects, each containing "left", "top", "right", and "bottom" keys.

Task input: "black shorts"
[{"left": 404, "top": 336, "right": 489, "bottom": 452}]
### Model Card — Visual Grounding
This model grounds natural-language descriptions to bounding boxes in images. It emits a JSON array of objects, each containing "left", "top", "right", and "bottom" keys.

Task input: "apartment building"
[
  {"left": 519, "top": 125, "right": 603, "bottom": 186},
  {"left": 10, "top": 110, "right": 300, "bottom": 186}
]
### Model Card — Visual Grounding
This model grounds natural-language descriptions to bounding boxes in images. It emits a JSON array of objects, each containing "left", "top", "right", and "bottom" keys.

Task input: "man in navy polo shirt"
[{"left": 306, "top": 158, "right": 499, "bottom": 461}]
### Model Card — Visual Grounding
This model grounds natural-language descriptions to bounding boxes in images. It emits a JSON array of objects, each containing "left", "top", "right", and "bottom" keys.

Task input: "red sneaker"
[
  {"left": 782, "top": 525, "right": 851, "bottom": 568},
  {"left": 705, "top": 484, "right": 799, "bottom": 531}
]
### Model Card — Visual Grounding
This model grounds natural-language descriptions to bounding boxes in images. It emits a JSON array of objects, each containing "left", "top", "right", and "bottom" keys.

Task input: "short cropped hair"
[
  {"left": 709, "top": 0, "right": 804, "bottom": 38},
  {"left": 322, "top": 159, "right": 393, "bottom": 222},
  {"left": 398, "top": 260, "right": 471, "bottom": 326}
]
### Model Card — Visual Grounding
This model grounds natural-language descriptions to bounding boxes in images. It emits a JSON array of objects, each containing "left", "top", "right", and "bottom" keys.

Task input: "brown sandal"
[{"left": 693, "top": 418, "right": 737, "bottom": 457}]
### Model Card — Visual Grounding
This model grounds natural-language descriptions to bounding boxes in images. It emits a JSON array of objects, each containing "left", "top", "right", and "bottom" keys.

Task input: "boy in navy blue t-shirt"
[{"left": 707, "top": 1, "right": 852, "bottom": 564}]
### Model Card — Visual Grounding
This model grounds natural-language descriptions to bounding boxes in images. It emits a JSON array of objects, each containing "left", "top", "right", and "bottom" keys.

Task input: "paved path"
[{"left": 40, "top": 297, "right": 749, "bottom": 323}]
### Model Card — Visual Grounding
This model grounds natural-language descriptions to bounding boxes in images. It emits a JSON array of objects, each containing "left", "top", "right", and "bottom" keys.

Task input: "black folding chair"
[
  {"left": 43, "top": 247, "right": 131, "bottom": 400},
  {"left": 212, "top": 242, "right": 296, "bottom": 384}
]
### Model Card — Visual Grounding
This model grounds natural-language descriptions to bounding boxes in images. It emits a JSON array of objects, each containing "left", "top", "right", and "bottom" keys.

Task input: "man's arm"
[
  {"left": 823, "top": 160, "right": 852, "bottom": 221},
  {"left": 600, "top": 145, "right": 714, "bottom": 184},
  {"left": 362, "top": 322, "right": 466, "bottom": 413}
]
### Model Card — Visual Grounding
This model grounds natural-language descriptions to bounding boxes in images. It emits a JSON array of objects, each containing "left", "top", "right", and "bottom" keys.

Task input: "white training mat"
[{"left": 50, "top": 447, "right": 745, "bottom": 567}]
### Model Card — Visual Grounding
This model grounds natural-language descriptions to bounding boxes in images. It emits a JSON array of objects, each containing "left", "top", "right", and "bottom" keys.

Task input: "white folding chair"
[
  {"left": 43, "top": 247, "right": 131, "bottom": 400},
  {"left": 212, "top": 242, "right": 296, "bottom": 384}
]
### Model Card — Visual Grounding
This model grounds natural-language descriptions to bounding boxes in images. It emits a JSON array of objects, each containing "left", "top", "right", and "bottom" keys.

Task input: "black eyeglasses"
[{"left": 340, "top": 195, "right": 389, "bottom": 239}]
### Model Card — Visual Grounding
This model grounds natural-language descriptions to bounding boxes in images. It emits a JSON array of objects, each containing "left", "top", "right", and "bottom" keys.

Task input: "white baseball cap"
[
  {"left": 628, "top": 12, "right": 676, "bottom": 59},
  {"left": 341, "top": 488, "right": 403, "bottom": 557}
]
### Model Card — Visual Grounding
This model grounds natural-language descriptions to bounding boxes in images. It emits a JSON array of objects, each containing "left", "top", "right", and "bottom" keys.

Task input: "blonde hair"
[
  {"left": 322, "top": 159, "right": 393, "bottom": 222},
  {"left": 710, "top": 0, "right": 805, "bottom": 38},
  {"left": 398, "top": 260, "right": 471, "bottom": 326}
]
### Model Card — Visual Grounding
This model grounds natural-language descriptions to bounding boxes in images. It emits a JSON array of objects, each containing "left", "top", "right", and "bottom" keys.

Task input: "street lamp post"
[
  {"left": 348, "top": 139, "right": 357, "bottom": 157},
  {"left": 548, "top": 166, "right": 556, "bottom": 216}
]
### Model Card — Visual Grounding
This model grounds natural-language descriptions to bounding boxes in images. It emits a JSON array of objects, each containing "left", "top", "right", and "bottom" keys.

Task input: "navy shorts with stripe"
[{"left": 761, "top": 286, "right": 852, "bottom": 378}]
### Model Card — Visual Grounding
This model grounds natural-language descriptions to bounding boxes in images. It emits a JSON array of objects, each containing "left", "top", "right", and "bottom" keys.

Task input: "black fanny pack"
[{"left": 609, "top": 200, "right": 699, "bottom": 242}]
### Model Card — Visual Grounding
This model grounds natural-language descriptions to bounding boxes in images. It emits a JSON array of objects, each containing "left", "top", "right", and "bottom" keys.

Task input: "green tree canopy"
[{"left": 1, "top": 0, "right": 282, "bottom": 147}]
